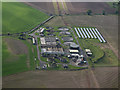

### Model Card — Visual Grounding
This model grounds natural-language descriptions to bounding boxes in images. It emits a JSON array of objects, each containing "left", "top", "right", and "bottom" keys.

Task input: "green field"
[
  {"left": 94, "top": 49, "right": 118, "bottom": 66},
  {"left": 2, "top": 37, "right": 35, "bottom": 76},
  {"left": 2, "top": 2, "right": 49, "bottom": 34}
]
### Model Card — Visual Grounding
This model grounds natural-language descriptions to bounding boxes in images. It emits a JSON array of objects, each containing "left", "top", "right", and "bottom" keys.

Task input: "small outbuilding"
[
  {"left": 85, "top": 49, "right": 91, "bottom": 53},
  {"left": 32, "top": 37, "right": 36, "bottom": 45},
  {"left": 85, "top": 49, "right": 92, "bottom": 56}
]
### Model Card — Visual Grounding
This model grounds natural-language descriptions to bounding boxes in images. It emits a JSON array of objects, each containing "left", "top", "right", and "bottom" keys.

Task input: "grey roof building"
[
  {"left": 62, "top": 37, "right": 73, "bottom": 42},
  {"left": 45, "top": 37, "right": 56, "bottom": 42}
]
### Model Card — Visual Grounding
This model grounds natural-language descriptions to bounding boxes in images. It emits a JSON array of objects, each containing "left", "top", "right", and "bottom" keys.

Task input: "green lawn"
[
  {"left": 2, "top": 2, "right": 49, "bottom": 34},
  {"left": 68, "top": 65, "right": 88, "bottom": 70},
  {"left": 79, "top": 39, "right": 104, "bottom": 63},
  {"left": 46, "top": 64, "right": 63, "bottom": 70},
  {"left": 22, "top": 38, "right": 35, "bottom": 70},
  {"left": 94, "top": 49, "right": 118, "bottom": 66},
  {"left": 40, "top": 56, "right": 48, "bottom": 62}
]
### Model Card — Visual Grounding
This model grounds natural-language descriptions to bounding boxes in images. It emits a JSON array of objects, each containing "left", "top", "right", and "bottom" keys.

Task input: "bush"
[{"left": 87, "top": 10, "right": 92, "bottom": 15}]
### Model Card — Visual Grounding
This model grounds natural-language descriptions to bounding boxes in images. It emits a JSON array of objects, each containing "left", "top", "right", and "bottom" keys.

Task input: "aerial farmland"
[{"left": 1, "top": 1, "right": 119, "bottom": 89}]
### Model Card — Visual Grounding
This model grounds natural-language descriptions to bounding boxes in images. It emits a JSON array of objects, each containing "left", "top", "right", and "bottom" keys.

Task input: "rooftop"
[
  {"left": 62, "top": 37, "right": 73, "bottom": 42},
  {"left": 69, "top": 49, "right": 79, "bottom": 53},
  {"left": 40, "top": 37, "right": 46, "bottom": 45},
  {"left": 70, "top": 43, "right": 79, "bottom": 48},
  {"left": 85, "top": 49, "right": 91, "bottom": 52},
  {"left": 45, "top": 37, "right": 56, "bottom": 42}
]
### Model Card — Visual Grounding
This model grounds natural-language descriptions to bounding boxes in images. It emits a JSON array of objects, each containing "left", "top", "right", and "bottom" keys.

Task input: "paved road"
[{"left": 29, "top": 32, "right": 46, "bottom": 69}]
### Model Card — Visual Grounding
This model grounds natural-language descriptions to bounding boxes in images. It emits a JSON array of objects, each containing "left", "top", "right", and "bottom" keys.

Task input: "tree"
[
  {"left": 102, "top": 10, "right": 106, "bottom": 15},
  {"left": 19, "top": 33, "right": 26, "bottom": 40},
  {"left": 51, "top": 63, "right": 57, "bottom": 68},
  {"left": 87, "top": 10, "right": 92, "bottom": 15},
  {"left": 115, "top": 10, "right": 118, "bottom": 14},
  {"left": 8, "top": 32, "right": 10, "bottom": 35}
]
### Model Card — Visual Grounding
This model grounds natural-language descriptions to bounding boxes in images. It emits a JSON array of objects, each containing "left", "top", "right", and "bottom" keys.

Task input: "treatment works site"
[{"left": 1, "top": 1, "right": 119, "bottom": 88}]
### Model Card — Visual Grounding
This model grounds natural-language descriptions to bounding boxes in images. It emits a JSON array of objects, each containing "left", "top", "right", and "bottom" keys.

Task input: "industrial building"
[
  {"left": 32, "top": 37, "right": 36, "bottom": 45},
  {"left": 70, "top": 43, "right": 79, "bottom": 50},
  {"left": 41, "top": 48, "right": 64, "bottom": 55},
  {"left": 45, "top": 37, "right": 56, "bottom": 42},
  {"left": 62, "top": 37, "right": 73, "bottom": 42},
  {"left": 40, "top": 35, "right": 64, "bottom": 56},
  {"left": 71, "top": 54, "right": 80, "bottom": 57},
  {"left": 36, "top": 27, "right": 45, "bottom": 34},
  {"left": 60, "top": 31, "right": 71, "bottom": 35},
  {"left": 85, "top": 49, "right": 92, "bottom": 56},
  {"left": 58, "top": 27, "right": 69, "bottom": 31},
  {"left": 40, "top": 37, "right": 57, "bottom": 46},
  {"left": 69, "top": 42, "right": 80, "bottom": 55},
  {"left": 40, "top": 37, "right": 46, "bottom": 45},
  {"left": 64, "top": 42, "right": 73, "bottom": 46},
  {"left": 69, "top": 49, "right": 79, "bottom": 54}
]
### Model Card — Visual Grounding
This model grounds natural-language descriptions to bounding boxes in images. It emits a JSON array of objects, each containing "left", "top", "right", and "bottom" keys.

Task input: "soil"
[
  {"left": 4, "top": 38, "right": 28, "bottom": 55},
  {"left": 66, "top": 2, "right": 117, "bottom": 15}
]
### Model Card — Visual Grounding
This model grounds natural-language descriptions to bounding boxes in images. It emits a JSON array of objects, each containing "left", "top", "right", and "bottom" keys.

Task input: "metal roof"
[
  {"left": 40, "top": 37, "right": 46, "bottom": 45},
  {"left": 70, "top": 43, "right": 79, "bottom": 48},
  {"left": 69, "top": 49, "right": 79, "bottom": 53}
]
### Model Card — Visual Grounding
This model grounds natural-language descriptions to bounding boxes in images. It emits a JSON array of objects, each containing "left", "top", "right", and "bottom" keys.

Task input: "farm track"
[
  {"left": 85, "top": 70, "right": 90, "bottom": 88},
  {"left": 107, "top": 40, "right": 119, "bottom": 59}
]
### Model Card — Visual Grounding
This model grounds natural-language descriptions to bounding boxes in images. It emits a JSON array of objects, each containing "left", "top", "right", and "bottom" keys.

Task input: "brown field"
[
  {"left": 66, "top": 2, "right": 117, "bottom": 15},
  {"left": 93, "top": 67, "right": 118, "bottom": 88},
  {"left": 3, "top": 70, "right": 93, "bottom": 88},
  {"left": 3, "top": 38, "right": 28, "bottom": 55},
  {"left": 24, "top": 2, "right": 55, "bottom": 14},
  {"left": 45, "top": 16, "right": 66, "bottom": 26},
  {"left": 3, "top": 67, "right": 118, "bottom": 88},
  {"left": 24, "top": 2, "right": 117, "bottom": 15}
]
